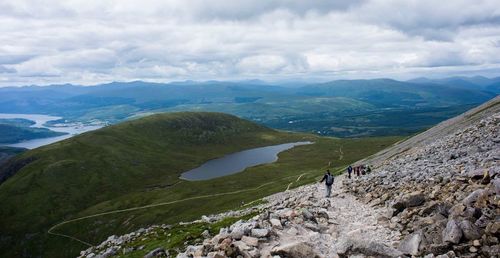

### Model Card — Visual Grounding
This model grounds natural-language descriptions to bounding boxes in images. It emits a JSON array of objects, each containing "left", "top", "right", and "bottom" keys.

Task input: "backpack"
[{"left": 326, "top": 174, "right": 334, "bottom": 185}]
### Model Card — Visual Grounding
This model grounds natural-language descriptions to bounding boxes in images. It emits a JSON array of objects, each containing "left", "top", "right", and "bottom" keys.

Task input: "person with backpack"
[
  {"left": 347, "top": 165, "right": 353, "bottom": 179},
  {"left": 319, "top": 170, "right": 335, "bottom": 197}
]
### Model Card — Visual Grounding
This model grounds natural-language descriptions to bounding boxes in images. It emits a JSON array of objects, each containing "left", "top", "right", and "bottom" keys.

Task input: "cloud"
[
  {"left": 0, "top": 0, "right": 499, "bottom": 86},
  {"left": 353, "top": 0, "right": 500, "bottom": 39}
]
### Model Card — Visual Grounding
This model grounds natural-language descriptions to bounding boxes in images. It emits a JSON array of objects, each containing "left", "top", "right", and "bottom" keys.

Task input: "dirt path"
[{"left": 260, "top": 175, "right": 401, "bottom": 257}]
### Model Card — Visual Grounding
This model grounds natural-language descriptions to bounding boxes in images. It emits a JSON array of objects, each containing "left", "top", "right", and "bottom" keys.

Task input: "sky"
[{"left": 1, "top": 0, "right": 500, "bottom": 86}]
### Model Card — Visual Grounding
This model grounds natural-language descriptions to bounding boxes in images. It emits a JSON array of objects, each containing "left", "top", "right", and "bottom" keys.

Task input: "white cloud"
[{"left": 0, "top": 0, "right": 499, "bottom": 86}]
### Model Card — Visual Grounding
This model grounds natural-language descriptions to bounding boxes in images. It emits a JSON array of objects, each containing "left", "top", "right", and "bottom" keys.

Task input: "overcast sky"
[{"left": 1, "top": 0, "right": 500, "bottom": 86}]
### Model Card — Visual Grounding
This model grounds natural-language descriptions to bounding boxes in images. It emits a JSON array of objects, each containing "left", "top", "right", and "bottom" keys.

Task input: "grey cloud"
[
  {"left": 355, "top": 0, "right": 500, "bottom": 40},
  {"left": 0, "top": 0, "right": 499, "bottom": 86},
  {"left": 186, "top": 0, "right": 367, "bottom": 20},
  {"left": 0, "top": 65, "right": 16, "bottom": 73},
  {"left": 0, "top": 54, "right": 35, "bottom": 65}
]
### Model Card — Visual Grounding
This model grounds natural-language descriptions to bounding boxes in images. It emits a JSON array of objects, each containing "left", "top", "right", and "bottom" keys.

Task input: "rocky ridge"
[{"left": 344, "top": 110, "right": 500, "bottom": 257}]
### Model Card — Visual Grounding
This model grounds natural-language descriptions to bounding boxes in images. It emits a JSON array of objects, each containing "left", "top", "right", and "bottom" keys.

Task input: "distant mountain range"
[
  {"left": 0, "top": 77, "right": 497, "bottom": 138},
  {"left": 407, "top": 75, "right": 500, "bottom": 92}
]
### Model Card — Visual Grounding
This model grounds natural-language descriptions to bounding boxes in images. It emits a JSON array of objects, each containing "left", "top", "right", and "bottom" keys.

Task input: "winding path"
[{"left": 48, "top": 172, "right": 312, "bottom": 247}]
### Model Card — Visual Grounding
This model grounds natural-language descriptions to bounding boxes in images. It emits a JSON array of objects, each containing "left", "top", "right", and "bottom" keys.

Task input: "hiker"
[
  {"left": 319, "top": 170, "right": 335, "bottom": 197},
  {"left": 361, "top": 165, "right": 366, "bottom": 175},
  {"left": 347, "top": 165, "right": 353, "bottom": 179},
  {"left": 366, "top": 165, "right": 371, "bottom": 173}
]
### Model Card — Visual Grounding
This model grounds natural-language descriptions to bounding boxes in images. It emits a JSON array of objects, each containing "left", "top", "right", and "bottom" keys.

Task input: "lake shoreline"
[
  {"left": 180, "top": 141, "right": 313, "bottom": 181},
  {"left": 0, "top": 113, "right": 104, "bottom": 149}
]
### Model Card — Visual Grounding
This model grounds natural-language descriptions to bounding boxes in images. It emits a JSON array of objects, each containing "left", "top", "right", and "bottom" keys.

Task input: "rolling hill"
[{"left": 0, "top": 112, "right": 402, "bottom": 257}]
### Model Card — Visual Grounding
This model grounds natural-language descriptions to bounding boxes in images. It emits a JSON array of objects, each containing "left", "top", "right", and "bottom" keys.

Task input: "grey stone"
[
  {"left": 459, "top": 220, "right": 481, "bottom": 240},
  {"left": 392, "top": 192, "right": 425, "bottom": 213},
  {"left": 398, "top": 230, "right": 422, "bottom": 255},
  {"left": 250, "top": 228, "right": 269, "bottom": 238},
  {"left": 241, "top": 236, "right": 258, "bottom": 247},
  {"left": 201, "top": 229, "right": 210, "bottom": 239},
  {"left": 269, "top": 218, "right": 282, "bottom": 229},
  {"left": 463, "top": 189, "right": 486, "bottom": 207},
  {"left": 271, "top": 241, "right": 320, "bottom": 258},
  {"left": 336, "top": 236, "right": 404, "bottom": 258},
  {"left": 230, "top": 221, "right": 256, "bottom": 240},
  {"left": 442, "top": 219, "right": 462, "bottom": 244},
  {"left": 405, "top": 192, "right": 425, "bottom": 207}
]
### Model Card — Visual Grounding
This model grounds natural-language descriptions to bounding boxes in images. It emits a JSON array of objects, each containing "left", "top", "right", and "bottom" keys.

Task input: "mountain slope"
[
  {"left": 87, "top": 96, "right": 500, "bottom": 258},
  {"left": 358, "top": 95, "right": 500, "bottom": 166},
  {"left": 0, "top": 111, "right": 401, "bottom": 257},
  {"left": 0, "top": 112, "right": 296, "bottom": 256},
  {"left": 343, "top": 97, "right": 500, "bottom": 256}
]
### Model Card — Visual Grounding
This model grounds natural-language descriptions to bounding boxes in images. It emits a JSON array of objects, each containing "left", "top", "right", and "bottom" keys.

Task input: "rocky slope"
[
  {"left": 344, "top": 101, "right": 500, "bottom": 257},
  {"left": 80, "top": 96, "right": 499, "bottom": 258}
]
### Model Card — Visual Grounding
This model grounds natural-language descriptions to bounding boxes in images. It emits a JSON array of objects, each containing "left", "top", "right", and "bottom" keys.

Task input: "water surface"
[
  {"left": 180, "top": 141, "right": 313, "bottom": 181},
  {"left": 0, "top": 113, "right": 103, "bottom": 149}
]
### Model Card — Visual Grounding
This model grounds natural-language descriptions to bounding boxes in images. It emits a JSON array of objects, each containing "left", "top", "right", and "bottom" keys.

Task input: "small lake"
[
  {"left": 180, "top": 141, "right": 313, "bottom": 181},
  {"left": 0, "top": 113, "right": 103, "bottom": 149}
]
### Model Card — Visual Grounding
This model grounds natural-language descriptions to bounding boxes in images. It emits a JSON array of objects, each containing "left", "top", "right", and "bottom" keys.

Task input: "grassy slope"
[{"left": 0, "top": 112, "right": 402, "bottom": 257}]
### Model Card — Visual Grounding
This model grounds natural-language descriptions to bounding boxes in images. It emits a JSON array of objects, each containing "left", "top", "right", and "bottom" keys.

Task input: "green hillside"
[{"left": 0, "top": 112, "right": 402, "bottom": 257}]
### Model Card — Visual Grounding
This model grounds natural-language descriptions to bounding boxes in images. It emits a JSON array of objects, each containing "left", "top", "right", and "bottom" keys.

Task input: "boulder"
[
  {"left": 398, "top": 230, "right": 422, "bottom": 255},
  {"left": 241, "top": 236, "right": 258, "bottom": 247},
  {"left": 459, "top": 220, "right": 481, "bottom": 240},
  {"left": 269, "top": 218, "right": 282, "bottom": 229},
  {"left": 271, "top": 241, "right": 321, "bottom": 258},
  {"left": 336, "top": 233, "right": 404, "bottom": 258},
  {"left": 250, "top": 228, "right": 269, "bottom": 238},
  {"left": 462, "top": 189, "right": 486, "bottom": 207},
  {"left": 302, "top": 208, "right": 317, "bottom": 223},
  {"left": 448, "top": 203, "right": 466, "bottom": 219},
  {"left": 392, "top": 192, "right": 425, "bottom": 213},
  {"left": 391, "top": 200, "right": 406, "bottom": 213},
  {"left": 405, "top": 192, "right": 426, "bottom": 207},
  {"left": 442, "top": 219, "right": 462, "bottom": 244},
  {"left": 230, "top": 222, "right": 256, "bottom": 240}
]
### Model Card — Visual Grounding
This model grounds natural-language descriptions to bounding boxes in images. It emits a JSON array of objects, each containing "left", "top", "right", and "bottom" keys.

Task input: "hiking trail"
[{"left": 174, "top": 175, "right": 402, "bottom": 257}]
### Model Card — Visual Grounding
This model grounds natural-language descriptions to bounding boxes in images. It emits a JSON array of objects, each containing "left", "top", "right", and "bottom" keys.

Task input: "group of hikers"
[
  {"left": 346, "top": 164, "right": 371, "bottom": 179},
  {"left": 319, "top": 164, "right": 371, "bottom": 197}
]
